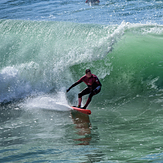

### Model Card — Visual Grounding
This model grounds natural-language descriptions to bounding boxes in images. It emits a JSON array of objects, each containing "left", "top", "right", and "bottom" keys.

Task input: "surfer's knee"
[{"left": 89, "top": 88, "right": 100, "bottom": 99}]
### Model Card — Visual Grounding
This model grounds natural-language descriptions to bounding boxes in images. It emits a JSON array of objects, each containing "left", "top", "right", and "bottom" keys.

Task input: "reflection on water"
[
  {"left": 71, "top": 111, "right": 105, "bottom": 162},
  {"left": 71, "top": 111, "right": 92, "bottom": 145}
]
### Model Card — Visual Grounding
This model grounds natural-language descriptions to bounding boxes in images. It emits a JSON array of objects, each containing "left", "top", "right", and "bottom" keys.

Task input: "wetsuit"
[{"left": 67, "top": 74, "right": 102, "bottom": 108}]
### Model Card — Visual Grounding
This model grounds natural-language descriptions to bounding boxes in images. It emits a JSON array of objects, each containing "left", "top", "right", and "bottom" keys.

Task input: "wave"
[{"left": 0, "top": 19, "right": 163, "bottom": 105}]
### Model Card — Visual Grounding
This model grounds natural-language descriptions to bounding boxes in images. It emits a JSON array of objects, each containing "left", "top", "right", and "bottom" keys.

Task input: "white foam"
[
  {"left": 0, "top": 66, "right": 32, "bottom": 103},
  {"left": 19, "top": 91, "right": 71, "bottom": 111}
]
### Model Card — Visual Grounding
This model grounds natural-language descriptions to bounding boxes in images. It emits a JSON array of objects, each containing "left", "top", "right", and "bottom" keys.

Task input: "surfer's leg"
[
  {"left": 78, "top": 87, "right": 90, "bottom": 107},
  {"left": 83, "top": 88, "right": 101, "bottom": 109},
  {"left": 83, "top": 97, "right": 91, "bottom": 109},
  {"left": 78, "top": 97, "right": 82, "bottom": 107},
  {"left": 82, "top": 93, "right": 93, "bottom": 109}
]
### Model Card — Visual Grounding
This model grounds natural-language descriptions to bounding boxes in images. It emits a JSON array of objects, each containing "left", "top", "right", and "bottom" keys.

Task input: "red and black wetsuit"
[{"left": 68, "top": 74, "right": 102, "bottom": 99}]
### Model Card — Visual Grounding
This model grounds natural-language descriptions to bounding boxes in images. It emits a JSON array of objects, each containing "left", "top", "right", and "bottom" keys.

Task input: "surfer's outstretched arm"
[{"left": 67, "top": 80, "right": 82, "bottom": 92}]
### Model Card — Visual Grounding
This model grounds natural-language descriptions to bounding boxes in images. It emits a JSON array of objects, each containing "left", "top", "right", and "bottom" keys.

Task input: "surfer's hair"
[{"left": 85, "top": 69, "right": 91, "bottom": 74}]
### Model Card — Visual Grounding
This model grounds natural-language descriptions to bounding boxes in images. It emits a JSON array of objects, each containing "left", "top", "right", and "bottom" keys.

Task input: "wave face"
[{"left": 0, "top": 19, "right": 163, "bottom": 104}]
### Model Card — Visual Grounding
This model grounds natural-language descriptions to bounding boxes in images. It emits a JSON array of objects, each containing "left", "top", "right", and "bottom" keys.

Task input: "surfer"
[
  {"left": 67, "top": 69, "right": 102, "bottom": 109},
  {"left": 85, "top": 0, "right": 100, "bottom": 3}
]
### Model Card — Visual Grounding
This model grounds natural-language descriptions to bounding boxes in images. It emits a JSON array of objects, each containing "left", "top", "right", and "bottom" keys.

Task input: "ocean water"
[{"left": 0, "top": 0, "right": 163, "bottom": 162}]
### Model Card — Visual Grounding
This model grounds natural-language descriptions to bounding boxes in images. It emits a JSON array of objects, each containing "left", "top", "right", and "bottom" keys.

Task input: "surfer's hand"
[
  {"left": 93, "top": 86, "right": 101, "bottom": 94},
  {"left": 66, "top": 88, "right": 70, "bottom": 92},
  {"left": 93, "top": 88, "right": 97, "bottom": 94}
]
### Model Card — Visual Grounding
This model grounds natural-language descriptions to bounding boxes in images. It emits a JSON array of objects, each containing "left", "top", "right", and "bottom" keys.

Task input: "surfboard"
[{"left": 71, "top": 106, "right": 91, "bottom": 115}]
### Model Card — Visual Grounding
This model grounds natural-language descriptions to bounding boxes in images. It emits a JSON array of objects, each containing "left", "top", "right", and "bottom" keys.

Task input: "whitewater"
[{"left": 0, "top": 0, "right": 163, "bottom": 162}]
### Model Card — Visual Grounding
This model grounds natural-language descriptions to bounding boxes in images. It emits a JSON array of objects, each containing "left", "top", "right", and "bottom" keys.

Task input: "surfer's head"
[{"left": 85, "top": 69, "right": 92, "bottom": 78}]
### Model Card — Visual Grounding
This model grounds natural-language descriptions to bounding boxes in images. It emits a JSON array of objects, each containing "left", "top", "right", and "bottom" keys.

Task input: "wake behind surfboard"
[{"left": 71, "top": 106, "right": 91, "bottom": 115}]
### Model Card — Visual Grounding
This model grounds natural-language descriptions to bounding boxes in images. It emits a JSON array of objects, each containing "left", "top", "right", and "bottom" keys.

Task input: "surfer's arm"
[
  {"left": 67, "top": 80, "right": 82, "bottom": 92},
  {"left": 95, "top": 76, "right": 102, "bottom": 86},
  {"left": 93, "top": 85, "right": 101, "bottom": 94},
  {"left": 92, "top": 77, "right": 102, "bottom": 93},
  {"left": 95, "top": 85, "right": 101, "bottom": 91}
]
